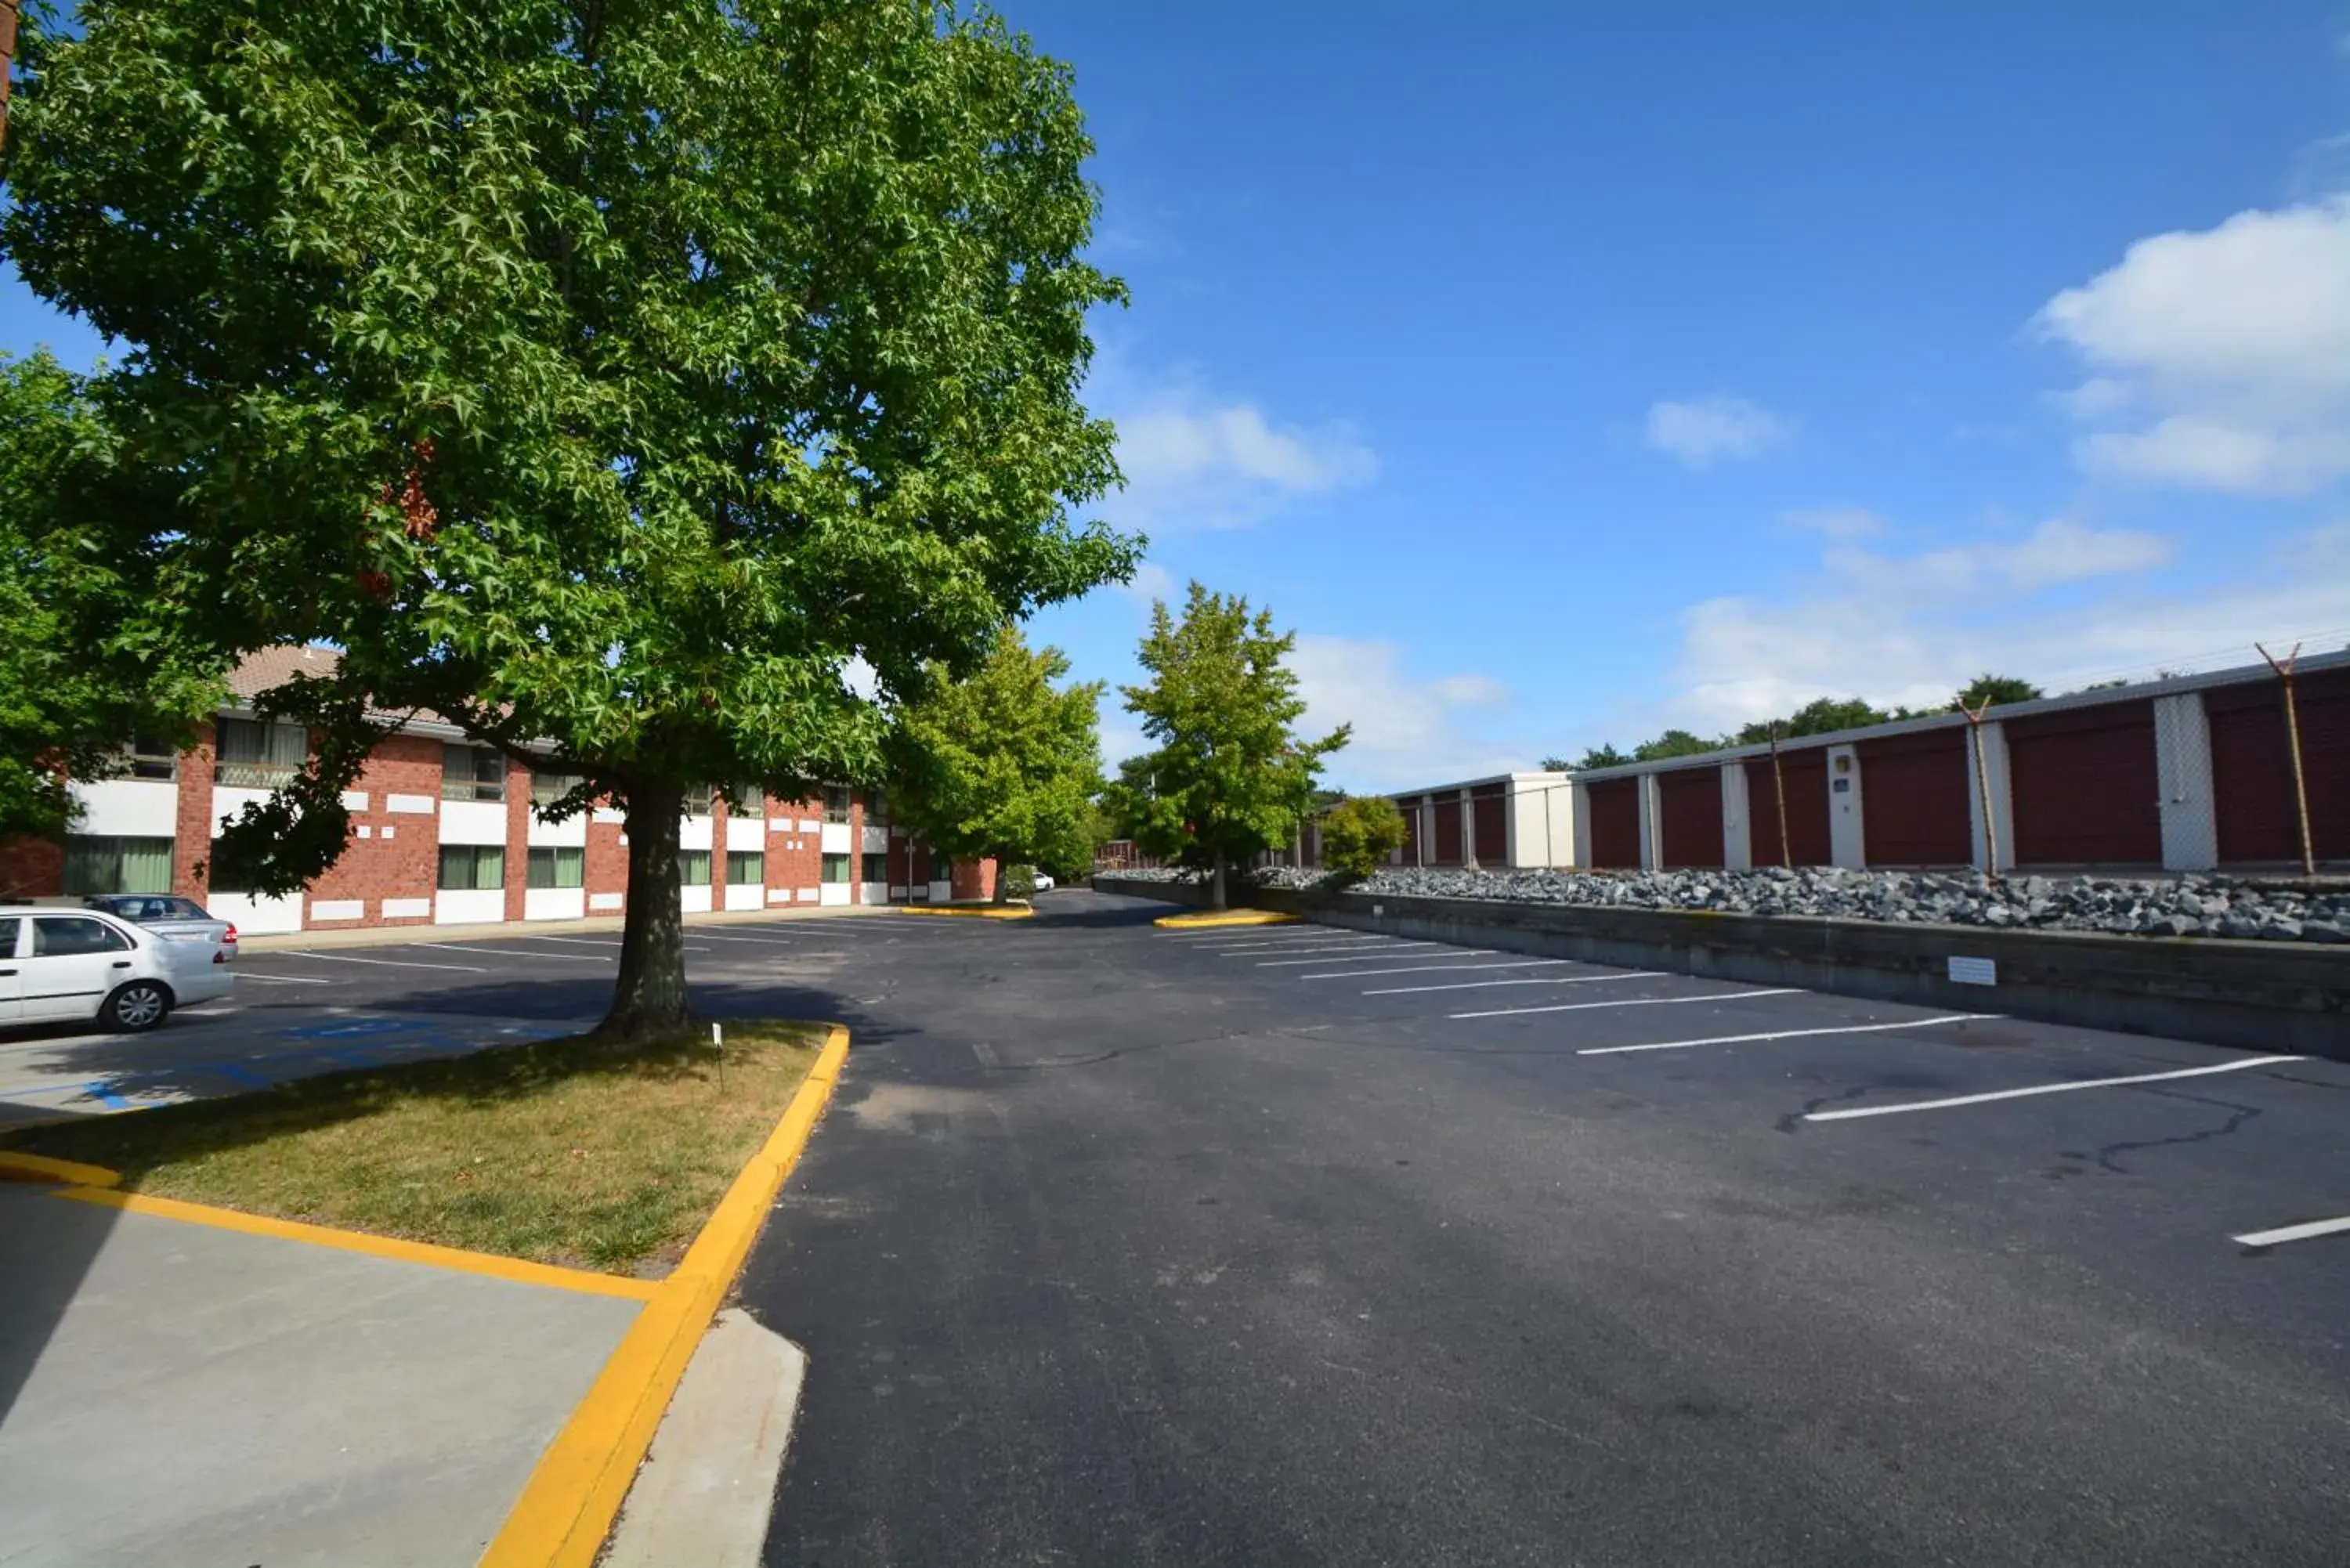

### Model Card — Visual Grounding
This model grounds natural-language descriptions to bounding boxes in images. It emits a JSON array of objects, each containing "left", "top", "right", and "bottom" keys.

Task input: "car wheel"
[{"left": 103, "top": 980, "right": 172, "bottom": 1033}]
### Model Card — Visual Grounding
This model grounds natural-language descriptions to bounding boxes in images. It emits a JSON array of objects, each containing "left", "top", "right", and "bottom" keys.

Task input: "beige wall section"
[{"left": 1720, "top": 762, "right": 1752, "bottom": 871}]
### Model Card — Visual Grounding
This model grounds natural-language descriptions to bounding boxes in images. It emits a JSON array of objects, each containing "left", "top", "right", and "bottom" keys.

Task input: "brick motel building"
[{"left": 0, "top": 647, "right": 992, "bottom": 932}]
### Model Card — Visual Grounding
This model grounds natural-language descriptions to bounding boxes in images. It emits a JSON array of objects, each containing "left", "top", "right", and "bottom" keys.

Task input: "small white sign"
[{"left": 1947, "top": 956, "right": 1998, "bottom": 986}]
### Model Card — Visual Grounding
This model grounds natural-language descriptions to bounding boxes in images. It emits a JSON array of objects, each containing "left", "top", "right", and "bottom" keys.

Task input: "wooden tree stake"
[
  {"left": 2257, "top": 642, "right": 2315, "bottom": 877},
  {"left": 1962, "top": 698, "right": 2000, "bottom": 882},
  {"left": 1770, "top": 722, "right": 1792, "bottom": 870}
]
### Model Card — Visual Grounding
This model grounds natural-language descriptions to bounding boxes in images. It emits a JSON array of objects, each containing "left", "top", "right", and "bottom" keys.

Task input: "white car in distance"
[{"left": 0, "top": 907, "right": 235, "bottom": 1032}]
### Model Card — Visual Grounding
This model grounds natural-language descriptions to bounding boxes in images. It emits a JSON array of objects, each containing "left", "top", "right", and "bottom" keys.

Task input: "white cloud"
[
  {"left": 2038, "top": 196, "right": 2350, "bottom": 494},
  {"left": 1653, "top": 522, "right": 2348, "bottom": 738},
  {"left": 1289, "top": 637, "right": 1520, "bottom": 790},
  {"left": 1102, "top": 392, "right": 1376, "bottom": 532},
  {"left": 1645, "top": 396, "right": 1790, "bottom": 468},
  {"left": 1819, "top": 517, "right": 2173, "bottom": 598},
  {"left": 1782, "top": 506, "right": 1888, "bottom": 540},
  {"left": 1117, "top": 560, "right": 1177, "bottom": 605}
]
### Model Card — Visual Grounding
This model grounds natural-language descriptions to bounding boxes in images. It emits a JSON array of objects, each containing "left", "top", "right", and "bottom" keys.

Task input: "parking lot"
[{"left": 11, "top": 890, "right": 2348, "bottom": 1563}]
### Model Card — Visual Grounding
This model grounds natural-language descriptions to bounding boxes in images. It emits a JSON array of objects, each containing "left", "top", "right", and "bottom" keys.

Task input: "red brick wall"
[
  {"left": 587, "top": 806, "right": 628, "bottom": 912},
  {"left": 0, "top": 835, "right": 63, "bottom": 898},
  {"left": 304, "top": 733, "right": 444, "bottom": 926},
  {"left": 172, "top": 723, "right": 218, "bottom": 900},
  {"left": 765, "top": 793, "right": 823, "bottom": 904},
  {"left": 502, "top": 756, "right": 532, "bottom": 923}
]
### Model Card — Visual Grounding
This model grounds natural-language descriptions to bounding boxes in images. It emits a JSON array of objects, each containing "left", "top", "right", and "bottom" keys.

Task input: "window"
[
  {"left": 208, "top": 837, "right": 253, "bottom": 895},
  {"left": 678, "top": 849, "right": 712, "bottom": 885},
  {"left": 823, "top": 786, "right": 851, "bottom": 824},
  {"left": 62, "top": 836, "right": 175, "bottom": 895},
  {"left": 437, "top": 844, "right": 504, "bottom": 891},
  {"left": 127, "top": 728, "right": 179, "bottom": 780},
  {"left": 681, "top": 784, "right": 714, "bottom": 817},
  {"left": 443, "top": 745, "right": 506, "bottom": 802},
  {"left": 32, "top": 916, "right": 131, "bottom": 956},
  {"left": 530, "top": 770, "right": 584, "bottom": 809},
  {"left": 0, "top": 917, "right": 20, "bottom": 957},
  {"left": 725, "top": 851, "right": 765, "bottom": 886},
  {"left": 862, "top": 851, "right": 887, "bottom": 884},
  {"left": 526, "top": 846, "right": 584, "bottom": 889},
  {"left": 821, "top": 852, "right": 851, "bottom": 884},
  {"left": 215, "top": 717, "right": 306, "bottom": 788},
  {"left": 726, "top": 784, "right": 765, "bottom": 818},
  {"left": 863, "top": 790, "right": 888, "bottom": 828}
]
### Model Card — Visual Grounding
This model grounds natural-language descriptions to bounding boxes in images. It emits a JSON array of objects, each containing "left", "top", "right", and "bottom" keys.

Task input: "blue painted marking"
[
  {"left": 282, "top": 1018, "right": 414, "bottom": 1040},
  {"left": 83, "top": 1082, "right": 134, "bottom": 1111},
  {"left": 208, "top": 1062, "right": 268, "bottom": 1085}
]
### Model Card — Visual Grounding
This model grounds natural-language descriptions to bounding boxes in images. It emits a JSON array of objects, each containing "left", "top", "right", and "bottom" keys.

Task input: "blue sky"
[{"left": 7, "top": 4, "right": 2349, "bottom": 790}]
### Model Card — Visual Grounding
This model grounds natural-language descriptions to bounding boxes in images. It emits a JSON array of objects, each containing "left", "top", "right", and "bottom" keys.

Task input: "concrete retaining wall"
[{"left": 1094, "top": 874, "right": 2350, "bottom": 1060}]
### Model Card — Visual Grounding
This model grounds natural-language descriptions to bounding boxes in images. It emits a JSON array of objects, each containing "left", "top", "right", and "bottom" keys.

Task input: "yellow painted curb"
[
  {"left": 479, "top": 1022, "right": 851, "bottom": 1568},
  {"left": 49, "top": 1187, "right": 660, "bottom": 1301},
  {"left": 896, "top": 903, "right": 1035, "bottom": 919},
  {"left": 0, "top": 1150, "right": 124, "bottom": 1188},
  {"left": 1154, "top": 909, "right": 1296, "bottom": 929}
]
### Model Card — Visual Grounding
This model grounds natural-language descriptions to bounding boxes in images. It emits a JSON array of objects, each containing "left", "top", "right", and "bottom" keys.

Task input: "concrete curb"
[
  {"left": 0, "top": 1150, "right": 124, "bottom": 1188},
  {"left": 238, "top": 905, "right": 903, "bottom": 954},
  {"left": 479, "top": 1022, "right": 851, "bottom": 1568},
  {"left": 894, "top": 903, "right": 1035, "bottom": 920},
  {"left": 1153, "top": 909, "right": 1296, "bottom": 930}
]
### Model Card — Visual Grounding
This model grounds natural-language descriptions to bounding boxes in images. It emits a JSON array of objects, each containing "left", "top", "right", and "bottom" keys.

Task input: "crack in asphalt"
[{"left": 2058, "top": 1088, "right": 2265, "bottom": 1176}]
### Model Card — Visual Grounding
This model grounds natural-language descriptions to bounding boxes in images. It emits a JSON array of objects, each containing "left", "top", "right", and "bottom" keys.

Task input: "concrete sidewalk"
[{"left": 0, "top": 1181, "right": 645, "bottom": 1567}]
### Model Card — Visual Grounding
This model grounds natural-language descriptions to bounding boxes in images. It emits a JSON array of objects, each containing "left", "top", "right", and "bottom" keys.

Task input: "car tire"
[{"left": 103, "top": 980, "right": 172, "bottom": 1033}]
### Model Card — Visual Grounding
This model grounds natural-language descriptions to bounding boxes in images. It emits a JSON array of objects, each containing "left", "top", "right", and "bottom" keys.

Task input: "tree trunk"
[
  {"left": 1210, "top": 854, "right": 1227, "bottom": 910},
  {"left": 992, "top": 861, "right": 1010, "bottom": 905},
  {"left": 602, "top": 777, "right": 691, "bottom": 1039}
]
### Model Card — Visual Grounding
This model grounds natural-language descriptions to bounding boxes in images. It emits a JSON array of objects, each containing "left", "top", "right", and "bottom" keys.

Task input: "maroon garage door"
[
  {"left": 1657, "top": 767, "right": 1724, "bottom": 869},
  {"left": 1858, "top": 727, "right": 1972, "bottom": 866},
  {"left": 2007, "top": 699, "right": 2160, "bottom": 867},
  {"left": 2208, "top": 667, "right": 2350, "bottom": 865},
  {"left": 1744, "top": 750, "right": 1832, "bottom": 866},
  {"left": 1431, "top": 796, "right": 1464, "bottom": 865},
  {"left": 1587, "top": 779, "right": 1642, "bottom": 868},
  {"left": 1470, "top": 786, "right": 1508, "bottom": 866}
]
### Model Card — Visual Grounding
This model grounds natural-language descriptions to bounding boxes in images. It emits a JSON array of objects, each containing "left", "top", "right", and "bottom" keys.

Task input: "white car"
[
  {"left": 0, "top": 906, "right": 234, "bottom": 1032},
  {"left": 1029, "top": 872, "right": 1056, "bottom": 893}
]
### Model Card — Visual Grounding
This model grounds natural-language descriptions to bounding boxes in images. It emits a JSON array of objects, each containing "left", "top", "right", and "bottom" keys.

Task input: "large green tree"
[
  {"left": 0, "top": 350, "right": 223, "bottom": 858},
  {"left": 1110, "top": 581, "right": 1347, "bottom": 908},
  {"left": 3, "top": 0, "right": 1137, "bottom": 1031},
  {"left": 888, "top": 623, "right": 1102, "bottom": 899}
]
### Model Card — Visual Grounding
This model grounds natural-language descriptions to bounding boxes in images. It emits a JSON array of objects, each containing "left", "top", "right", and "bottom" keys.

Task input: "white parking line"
[
  {"left": 1305, "top": 959, "right": 1574, "bottom": 982},
  {"left": 1257, "top": 945, "right": 1478, "bottom": 968},
  {"left": 1578, "top": 1014, "right": 1986, "bottom": 1057},
  {"left": 1364, "top": 970, "right": 1661, "bottom": 995},
  {"left": 1805, "top": 1053, "right": 2304, "bottom": 1122},
  {"left": 687, "top": 932, "right": 830, "bottom": 945},
  {"left": 513, "top": 935, "right": 621, "bottom": 946},
  {"left": 227, "top": 971, "right": 336, "bottom": 985},
  {"left": 1455, "top": 988, "right": 1802, "bottom": 1021},
  {"left": 264, "top": 951, "right": 489, "bottom": 973},
  {"left": 2232, "top": 1214, "right": 2350, "bottom": 1249},
  {"left": 1208, "top": 937, "right": 1404, "bottom": 953},
  {"left": 411, "top": 942, "right": 610, "bottom": 961}
]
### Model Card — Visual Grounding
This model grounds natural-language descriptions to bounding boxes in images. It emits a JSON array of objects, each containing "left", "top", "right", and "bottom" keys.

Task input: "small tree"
[
  {"left": 1112, "top": 582, "right": 1347, "bottom": 908},
  {"left": 1572, "top": 743, "right": 1632, "bottom": 770},
  {"left": 888, "top": 626, "right": 1104, "bottom": 904},
  {"left": 1954, "top": 674, "right": 2043, "bottom": 710},
  {"left": 1319, "top": 795, "right": 1406, "bottom": 881},
  {"left": 0, "top": 352, "right": 223, "bottom": 852}
]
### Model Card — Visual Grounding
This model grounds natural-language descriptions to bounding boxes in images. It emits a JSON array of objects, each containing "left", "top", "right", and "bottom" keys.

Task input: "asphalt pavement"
[
  {"left": 738, "top": 889, "right": 2350, "bottom": 1567},
  {"left": 15, "top": 891, "right": 2345, "bottom": 1565}
]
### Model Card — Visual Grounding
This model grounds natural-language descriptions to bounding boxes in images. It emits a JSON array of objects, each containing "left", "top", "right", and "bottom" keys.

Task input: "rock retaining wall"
[{"left": 1094, "top": 873, "right": 2350, "bottom": 1061}]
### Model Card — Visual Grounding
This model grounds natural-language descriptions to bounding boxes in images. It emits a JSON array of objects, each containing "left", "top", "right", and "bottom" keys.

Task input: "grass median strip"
[{"left": 0, "top": 1020, "right": 826, "bottom": 1278}]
